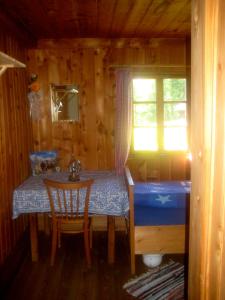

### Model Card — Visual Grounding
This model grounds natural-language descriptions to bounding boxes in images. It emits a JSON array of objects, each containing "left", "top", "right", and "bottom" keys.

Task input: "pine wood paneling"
[
  {"left": 0, "top": 31, "right": 32, "bottom": 265},
  {"left": 189, "top": 0, "right": 225, "bottom": 298},
  {"left": 127, "top": 153, "right": 189, "bottom": 182},
  {"left": 135, "top": 225, "right": 186, "bottom": 254},
  {"left": 0, "top": 1, "right": 190, "bottom": 39},
  {"left": 28, "top": 38, "right": 188, "bottom": 176}
]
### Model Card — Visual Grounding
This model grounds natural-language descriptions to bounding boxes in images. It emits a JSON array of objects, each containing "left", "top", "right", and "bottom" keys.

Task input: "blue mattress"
[{"left": 134, "top": 181, "right": 191, "bottom": 226}]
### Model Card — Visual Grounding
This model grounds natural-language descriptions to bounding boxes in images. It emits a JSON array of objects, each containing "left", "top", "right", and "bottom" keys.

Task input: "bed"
[{"left": 124, "top": 167, "right": 190, "bottom": 274}]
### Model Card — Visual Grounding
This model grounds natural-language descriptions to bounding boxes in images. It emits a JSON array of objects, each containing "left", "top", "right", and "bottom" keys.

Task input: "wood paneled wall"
[
  {"left": 0, "top": 32, "right": 32, "bottom": 265},
  {"left": 28, "top": 38, "right": 189, "bottom": 179},
  {"left": 189, "top": 0, "right": 225, "bottom": 298},
  {"left": 128, "top": 153, "right": 190, "bottom": 182}
]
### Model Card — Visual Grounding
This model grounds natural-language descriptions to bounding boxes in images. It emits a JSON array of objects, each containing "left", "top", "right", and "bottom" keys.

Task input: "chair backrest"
[{"left": 43, "top": 178, "right": 94, "bottom": 222}]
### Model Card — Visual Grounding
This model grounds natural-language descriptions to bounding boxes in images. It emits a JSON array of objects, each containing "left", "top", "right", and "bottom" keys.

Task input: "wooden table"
[{"left": 13, "top": 171, "right": 129, "bottom": 264}]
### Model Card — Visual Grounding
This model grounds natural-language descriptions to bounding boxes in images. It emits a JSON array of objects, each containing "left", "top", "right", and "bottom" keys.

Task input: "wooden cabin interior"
[{"left": 1, "top": 0, "right": 225, "bottom": 299}]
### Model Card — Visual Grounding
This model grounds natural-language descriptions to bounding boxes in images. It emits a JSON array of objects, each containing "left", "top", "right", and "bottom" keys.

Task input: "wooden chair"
[
  {"left": 124, "top": 167, "right": 188, "bottom": 274},
  {"left": 43, "top": 178, "right": 94, "bottom": 266}
]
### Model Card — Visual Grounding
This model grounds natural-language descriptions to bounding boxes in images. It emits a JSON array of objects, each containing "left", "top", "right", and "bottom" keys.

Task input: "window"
[{"left": 132, "top": 76, "right": 188, "bottom": 152}]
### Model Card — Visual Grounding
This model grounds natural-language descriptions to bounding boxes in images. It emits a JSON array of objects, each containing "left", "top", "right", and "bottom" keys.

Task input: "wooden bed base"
[
  {"left": 124, "top": 167, "right": 188, "bottom": 274},
  {"left": 135, "top": 225, "right": 186, "bottom": 254}
]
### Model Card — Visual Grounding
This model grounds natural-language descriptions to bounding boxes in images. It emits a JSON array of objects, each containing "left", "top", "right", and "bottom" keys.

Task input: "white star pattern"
[{"left": 155, "top": 194, "right": 172, "bottom": 205}]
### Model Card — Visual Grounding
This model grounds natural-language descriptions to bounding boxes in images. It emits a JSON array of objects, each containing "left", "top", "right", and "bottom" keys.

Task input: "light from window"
[
  {"left": 164, "top": 103, "right": 186, "bottom": 126},
  {"left": 132, "top": 77, "right": 188, "bottom": 151},
  {"left": 163, "top": 78, "right": 186, "bottom": 101},
  {"left": 133, "top": 79, "right": 157, "bottom": 150},
  {"left": 133, "top": 79, "right": 156, "bottom": 102},
  {"left": 134, "top": 128, "right": 158, "bottom": 150},
  {"left": 164, "top": 127, "right": 187, "bottom": 150},
  {"left": 163, "top": 79, "right": 187, "bottom": 150},
  {"left": 134, "top": 103, "right": 156, "bottom": 126}
]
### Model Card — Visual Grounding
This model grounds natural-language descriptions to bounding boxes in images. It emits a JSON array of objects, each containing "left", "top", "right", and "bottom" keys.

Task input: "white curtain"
[{"left": 115, "top": 69, "right": 132, "bottom": 175}]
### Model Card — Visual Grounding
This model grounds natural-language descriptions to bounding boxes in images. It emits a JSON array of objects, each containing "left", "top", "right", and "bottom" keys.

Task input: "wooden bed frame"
[{"left": 124, "top": 166, "right": 188, "bottom": 274}]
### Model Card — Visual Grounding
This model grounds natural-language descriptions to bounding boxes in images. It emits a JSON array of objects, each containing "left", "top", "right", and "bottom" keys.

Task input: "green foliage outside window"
[
  {"left": 132, "top": 77, "right": 187, "bottom": 151},
  {"left": 163, "top": 78, "right": 186, "bottom": 101}
]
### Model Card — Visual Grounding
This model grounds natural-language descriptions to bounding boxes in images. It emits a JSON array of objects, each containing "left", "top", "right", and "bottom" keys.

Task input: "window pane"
[
  {"left": 164, "top": 103, "right": 187, "bottom": 126},
  {"left": 134, "top": 104, "right": 156, "bottom": 126},
  {"left": 163, "top": 78, "right": 186, "bottom": 101},
  {"left": 164, "top": 127, "right": 187, "bottom": 150},
  {"left": 134, "top": 128, "right": 157, "bottom": 150},
  {"left": 133, "top": 79, "right": 156, "bottom": 102}
]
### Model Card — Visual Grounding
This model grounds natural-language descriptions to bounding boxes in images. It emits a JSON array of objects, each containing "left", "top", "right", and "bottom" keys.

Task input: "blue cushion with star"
[{"left": 134, "top": 181, "right": 191, "bottom": 209}]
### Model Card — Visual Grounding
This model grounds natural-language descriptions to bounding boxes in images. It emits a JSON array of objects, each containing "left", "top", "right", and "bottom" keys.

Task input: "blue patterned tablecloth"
[{"left": 13, "top": 171, "right": 129, "bottom": 219}]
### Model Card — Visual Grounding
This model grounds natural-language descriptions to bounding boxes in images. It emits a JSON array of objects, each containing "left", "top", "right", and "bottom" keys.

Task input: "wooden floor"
[{"left": 1, "top": 231, "right": 187, "bottom": 300}]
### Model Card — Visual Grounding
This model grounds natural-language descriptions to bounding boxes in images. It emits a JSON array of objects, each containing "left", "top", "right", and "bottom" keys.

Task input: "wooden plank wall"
[
  {"left": 0, "top": 31, "right": 32, "bottom": 265},
  {"left": 27, "top": 38, "right": 190, "bottom": 180},
  {"left": 128, "top": 153, "right": 190, "bottom": 182},
  {"left": 189, "top": 0, "right": 225, "bottom": 298}
]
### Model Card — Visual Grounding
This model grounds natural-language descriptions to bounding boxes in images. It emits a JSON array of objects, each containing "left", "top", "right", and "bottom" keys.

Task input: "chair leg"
[
  {"left": 58, "top": 229, "right": 61, "bottom": 249},
  {"left": 90, "top": 224, "right": 93, "bottom": 249},
  {"left": 124, "top": 217, "right": 129, "bottom": 235},
  {"left": 84, "top": 229, "right": 91, "bottom": 267},
  {"left": 50, "top": 222, "right": 57, "bottom": 266},
  {"left": 57, "top": 220, "right": 61, "bottom": 248}
]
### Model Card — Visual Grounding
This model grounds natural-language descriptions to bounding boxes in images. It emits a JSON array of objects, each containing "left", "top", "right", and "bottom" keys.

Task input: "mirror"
[{"left": 51, "top": 83, "right": 79, "bottom": 121}]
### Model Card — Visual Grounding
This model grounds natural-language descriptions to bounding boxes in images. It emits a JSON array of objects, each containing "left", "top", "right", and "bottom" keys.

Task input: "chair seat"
[{"left": 56, "top": 217, "right": 91, "bottom": 234}]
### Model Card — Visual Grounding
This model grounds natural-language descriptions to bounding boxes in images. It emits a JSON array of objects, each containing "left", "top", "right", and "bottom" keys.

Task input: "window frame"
[{"left": 130, "top": 73, "right": 189, "bottom": 155}]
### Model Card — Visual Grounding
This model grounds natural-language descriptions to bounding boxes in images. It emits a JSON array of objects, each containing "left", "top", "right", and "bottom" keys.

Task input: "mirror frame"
[{"left": 50, "top": 83, "right": 79, "bottom": 122}]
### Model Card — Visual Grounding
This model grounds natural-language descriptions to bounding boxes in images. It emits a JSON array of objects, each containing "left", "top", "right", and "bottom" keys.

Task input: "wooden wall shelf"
[{"left": 0, "top": 51, "right": 26, "bottom": 75}]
